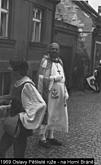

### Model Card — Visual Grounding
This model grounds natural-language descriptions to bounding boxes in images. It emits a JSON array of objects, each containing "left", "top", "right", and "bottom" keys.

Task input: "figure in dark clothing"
[
  {"left": 0, "top": 59, "right": 46, "bottom": 158},
  {"left": 95, "top": 62, "right": 101, "bottom": 92}
]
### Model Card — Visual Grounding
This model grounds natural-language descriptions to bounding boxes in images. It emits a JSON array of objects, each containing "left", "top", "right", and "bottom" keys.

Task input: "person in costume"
[
  {"left": 0, "top": 58, "right": 46, "bottom": 158},
  {"left": 38, "top": 42, "right": 69, "bottom": 147}
]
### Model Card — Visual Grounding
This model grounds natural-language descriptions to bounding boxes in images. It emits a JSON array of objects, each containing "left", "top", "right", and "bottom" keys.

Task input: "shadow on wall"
[{"left": 72, "top": 51, "right": 90, "bottom": 90}]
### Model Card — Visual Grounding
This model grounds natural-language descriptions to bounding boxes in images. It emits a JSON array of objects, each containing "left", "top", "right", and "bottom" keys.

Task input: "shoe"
[
  {"left": 47, "top": 138, "right": 62, "bottom": 146},
  {"left": 38, "top": 140, "right": 50, "bottom": 148}
]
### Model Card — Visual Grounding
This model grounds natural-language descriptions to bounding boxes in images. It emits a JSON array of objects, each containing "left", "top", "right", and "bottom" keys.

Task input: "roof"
[{"left": 72, "top": 0, "right": 99, "bottom": 19}]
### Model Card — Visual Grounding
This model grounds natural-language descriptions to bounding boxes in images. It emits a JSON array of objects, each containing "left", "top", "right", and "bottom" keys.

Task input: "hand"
[
  {"left": 54, "top": 76, "right": 63, "bottom": 82},
  {"left": 44, "top": 77, "right": 50, "bottom": 81},
  {"left": 39, "top": 75, "right": 44, "bottom": 79},
  {"left": 65, "top": 93, "right": 69, "bottom": 101},
  {"left": 64, "top": 88, "right": 69, "bottom": 101}
]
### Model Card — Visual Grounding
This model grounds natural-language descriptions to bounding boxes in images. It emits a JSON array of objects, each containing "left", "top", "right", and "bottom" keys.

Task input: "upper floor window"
[
  {"left": 31, "top": 7, "right": 42, "bottom": 42},
  {"left": 0, "top": 0, "right": 9, "bottom": 38}
]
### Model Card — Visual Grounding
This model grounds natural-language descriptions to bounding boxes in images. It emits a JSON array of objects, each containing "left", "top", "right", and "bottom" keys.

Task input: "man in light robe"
[{"left": 38, "top": 42, "right": 69, "bottom": 148}]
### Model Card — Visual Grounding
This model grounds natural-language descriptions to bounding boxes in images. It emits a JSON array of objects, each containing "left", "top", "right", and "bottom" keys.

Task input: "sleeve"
[
  {"left": 37, "top": 75, "right": 44, "bottom": 95},
  {"left": 38, "top": 74, "right": 63, "bottom": 82},
  {"left": 64, "top": 86, "right": 69, "bottom": 101},
  {"left": 37, "top": 57, "right": 48, "bottom": 95},
  {"left": 19, "top": 83, "right": 46, "bottom": 130},
  {"left": 50, "top": 75, "right": 63, "bottom": 82}
]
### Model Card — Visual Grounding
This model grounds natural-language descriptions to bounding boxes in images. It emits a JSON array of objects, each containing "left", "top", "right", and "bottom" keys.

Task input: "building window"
[
  {"left": 0, "top": 0, "right": 9, "bottom": 38},
  {"left": 31, "top": 7, "right": 42, "bottom": 42},
  {"left": 0, "top": 72, "right": 11, "bottom": 96}
]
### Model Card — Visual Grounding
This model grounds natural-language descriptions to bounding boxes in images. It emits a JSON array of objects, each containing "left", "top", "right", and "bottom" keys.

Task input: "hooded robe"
[{"left": 38, "top": 55, "right": 69, "bottom": 133}]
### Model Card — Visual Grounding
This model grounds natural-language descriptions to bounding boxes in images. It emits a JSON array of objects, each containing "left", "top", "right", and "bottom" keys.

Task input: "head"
[
  {"left": 48, "top": 42, "right": 60, "bottom": 59},
  {"left": 9, "top": 59, "right": 28, "bottom": 77}
]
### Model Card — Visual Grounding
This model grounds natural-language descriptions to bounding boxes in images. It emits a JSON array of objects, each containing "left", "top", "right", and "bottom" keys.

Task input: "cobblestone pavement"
[{"left": 2, "top": 90, "right": 101, "bottom": 164}]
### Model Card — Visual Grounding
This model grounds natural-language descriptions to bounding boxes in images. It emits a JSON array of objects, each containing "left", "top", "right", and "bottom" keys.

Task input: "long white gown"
[{"left": 47, "top": 62, "right": 69, "bottom": 133}]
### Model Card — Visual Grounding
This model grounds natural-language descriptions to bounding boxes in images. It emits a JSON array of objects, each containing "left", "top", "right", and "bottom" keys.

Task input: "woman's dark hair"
[{"left": 9, "top": 60, "right": 28, "bottom": 76}]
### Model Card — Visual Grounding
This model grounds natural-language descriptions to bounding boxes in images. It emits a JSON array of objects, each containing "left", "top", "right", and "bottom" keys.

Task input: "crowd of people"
[{"left": 0, "top": 42, "right": 69, "bottom": 158}]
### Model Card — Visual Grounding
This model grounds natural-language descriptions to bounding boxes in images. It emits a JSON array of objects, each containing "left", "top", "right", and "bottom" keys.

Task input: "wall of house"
[
  {"left": 0, "top": 0, "right": 55, "bottom": 68},
  {"left": 0, "top": 0, "right": 57, "bottom": 101},
  {"left": 92, "top": 17, "right": 101, "bottom": 70},
  {"left": 54, "top": 20, "right": 78, "bottom": 89},
  {"left": 56, "top": 0, "right": 95, "bottom": 75}
]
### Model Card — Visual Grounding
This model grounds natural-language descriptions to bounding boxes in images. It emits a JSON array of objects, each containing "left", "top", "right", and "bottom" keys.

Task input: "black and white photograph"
[{"left": 0, "top": 0, "right": 101, "bottom": 164}]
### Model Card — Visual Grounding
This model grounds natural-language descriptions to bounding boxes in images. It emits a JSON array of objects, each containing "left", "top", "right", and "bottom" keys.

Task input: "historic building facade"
[
  {"left": 56, "top": 0, "right": 98, "bottom": 69},
  {"left": 55, "top": 0, "right": 101, "bottom": 89},
  {"left": 0, "top": 0, "right": 59, "bottom": 102}
]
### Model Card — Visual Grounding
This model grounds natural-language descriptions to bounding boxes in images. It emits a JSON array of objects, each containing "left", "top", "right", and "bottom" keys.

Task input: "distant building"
[
  {"left": 56, "top": 0, "right": 98, "bottom": 62},
  {"left": 55, "top": 0, "right": 101, "bottom": 89}
]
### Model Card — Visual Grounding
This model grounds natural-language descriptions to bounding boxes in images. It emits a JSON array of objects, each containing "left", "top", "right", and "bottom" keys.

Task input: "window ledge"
[
  {"left": 29, "top": 42, "right": 47, "bottom": 48},
  {"left": 0, "top": 39, "right": 16, "bottom": 48},
  {"left": 0, "top": 95, "right": 11, "bottom": 105}
]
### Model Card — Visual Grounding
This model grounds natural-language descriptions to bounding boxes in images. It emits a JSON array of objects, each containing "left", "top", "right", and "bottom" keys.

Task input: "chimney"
[{"left": 98, "top": 6, "right": 101, "bottom": 16}]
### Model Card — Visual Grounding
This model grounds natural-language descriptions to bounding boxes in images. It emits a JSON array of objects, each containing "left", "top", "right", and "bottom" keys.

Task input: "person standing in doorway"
[{"left": 38, "top": 42, "right": 69, "bottom": 148}]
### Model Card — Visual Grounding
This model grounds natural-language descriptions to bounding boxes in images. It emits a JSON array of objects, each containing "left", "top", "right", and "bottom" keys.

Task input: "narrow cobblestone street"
[{"left": 4, "top": 91, "right": 101, "bottom": 164}]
